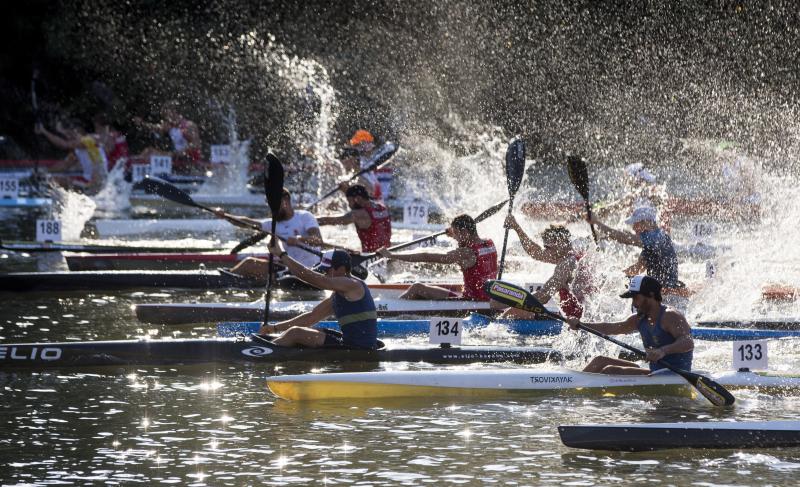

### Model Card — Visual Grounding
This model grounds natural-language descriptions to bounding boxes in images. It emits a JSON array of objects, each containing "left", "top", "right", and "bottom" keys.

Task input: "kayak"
[
  {"left": 94, "top": 218, "right": 446, "bottom": 238},
  {"left": 135, "top": 297, "right": 541, "bottom": 325},
  {"left": 0, "top": 240, "right": 220, "bottom": 254},
  {"left": 129, "top": 193, "right": 266, "bottom": 208},
  {"left": 698, "top": 318, "right": 800, "bottom": 330},
  {"left": 218, "top": 313, "right": 561, "bottom": 337},
  {"left": 520, "top": 198, "right": 761, "bottom": 221},
  {"left": 65, "top": 252, "right": 271, "bottom": 271},
  {"left": 0, "top": 269, "right": 318, "bottom": 292},
  {"left": 265, "top": 368, "right": 800, "bottom": 401},
  {"left": 0, "top": 335, "right": 559, "bottom": 369},
  {"left": 558, "top": 420, "right": 800, "bottom": 451},
  {"left": 0, "top": 197, "right": 51, "bottom": 208},
  {"left": 218, "top": 313, "right": 800, "bottom": 341}
]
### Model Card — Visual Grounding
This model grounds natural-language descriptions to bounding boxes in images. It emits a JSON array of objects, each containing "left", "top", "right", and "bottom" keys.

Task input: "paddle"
[
  {"left": 349, "top": 198, "right": 510, "bottom": 269},
  {"left": 567, "top": 155, "right": 598, "bottom": 243},
  {"left": 263, "top": 153, "right": 284, "bottom": 324},
  {"left": 137, "top": 176, "right": 323, "bottom": 256},
  {"left": 484, "top": 279, "right": 736, "bottom": 407},
  {"left": 30, "top": 67, "right": 42, "bottom": 191},
  {"left": 304, "top": 142, "right": 398, "bottom": 209},
  {"left": 497, "top": 137, "right": 526, "bottom": 279}
]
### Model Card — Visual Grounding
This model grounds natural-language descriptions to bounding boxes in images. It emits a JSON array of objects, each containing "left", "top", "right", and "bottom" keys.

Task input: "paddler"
[
  {"left": 339, "top": 129, "right": 385, "bottom": 199},
  {"left": 259, "top": 240, "right": 378, "bottom": 349},
  {"left": 213, "top": 187, "right": 324, "bottom": 277},
  {"left": 316, "top": 184, "right": 392, "bottom": 252},
  {"left": 35, "top": 119, "right": 109, "bottom": 194},
  {"left": 377, "top": 214, "right": 497, "bottom": 301},
  {"left": 132, "top": 100, "right": 203, "bottom": 174},
  {"left": 501, "top": 215, "right": 590, "bottom": 319},
  {"left": 566, "top": 275, "right": 694, "bottom": 375},
  {"left": 587, "top": 205, "right": 688, "bottom": 311}
]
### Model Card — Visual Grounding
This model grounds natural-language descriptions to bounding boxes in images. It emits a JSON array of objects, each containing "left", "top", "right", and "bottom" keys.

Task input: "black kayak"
[
  {"left": 558, "top": 421, "right": 800, "bottom": 451},
  {"left": 0, "top": 240, "right": 219, "bottom": 254},
  {"left": 0, "top": 335, "right": 560, "bottom": 369},
  {"left": 0, "top": 270, "right": 319, "bottom": 293}
]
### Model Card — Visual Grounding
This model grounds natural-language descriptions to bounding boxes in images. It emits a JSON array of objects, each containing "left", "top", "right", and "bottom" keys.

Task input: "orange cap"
[{"left": 349, "top": 129, "right": 374, "bottom": 146}]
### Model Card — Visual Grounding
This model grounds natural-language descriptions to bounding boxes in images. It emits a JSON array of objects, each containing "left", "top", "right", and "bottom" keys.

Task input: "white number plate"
[
  {"left": 429, "top": 317, "right": 462, "bottom": 345},
  {"left": 0, "top": 177, "right": 19, "bottom": 198},
  {"left": 732, "top": 340, "right": 768, "bottom": 370},
  {"left": 403, "top": 202, "right": 428, "bottom": 226},
  {"left": 210, "top": 144, "right": 231, "bottom": 163},
  {"left": 692, "top": 222, "right": 716, "bottom": 239},
  {"left": 131, "top": 164, "right": 149, "bottom": 183},
  {"left": 150, "top": 155, "right": 172, "bottom": 176},
  {"left": 36, "top": 219, "right": 62, "bottom": 242}
]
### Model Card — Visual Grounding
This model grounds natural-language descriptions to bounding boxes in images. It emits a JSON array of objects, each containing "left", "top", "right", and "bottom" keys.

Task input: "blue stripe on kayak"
[
  {"left": 0, "top": 198, "right": 51, "bottom": 208},
  {"left": 217, "top": 315, "right": 800, "bottom": 340},
  {"left": 217, "top": 313, "right": 562, "bottom": 337}
]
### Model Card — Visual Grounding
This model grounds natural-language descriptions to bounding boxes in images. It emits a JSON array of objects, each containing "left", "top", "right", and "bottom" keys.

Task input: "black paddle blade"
[
  {"left": 474, "top": 199, "right": 509, "bottom": 223},
  {"left": 684, "top": 371, "right": 736, "bottom": 406},
  {"left": 265, "top": 153, "right": 285, "bottom": 216},
  {"left": 505, "top": 137, "right": 526, "bottom": 196},
  {"left": 485, "top": 280, "right": 553, "bottom": 316},
  {"left": 566, "top": 155, "right": 590, "bottom": 201},
  {"left": 137, "top": 176, "right": 198, "bottom": 208}
]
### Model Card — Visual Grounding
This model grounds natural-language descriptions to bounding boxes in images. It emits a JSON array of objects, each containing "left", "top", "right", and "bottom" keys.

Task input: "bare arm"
[
  {"left": 533, "top": 258, "right": 575, "bottom": 303},
  {"left": 270, "top": 296, "right": 334, "bottom": 332},
  {"left": 505, "top": 214, "right": 554, "bottom": 263},
  {"left": 568, "top": 314, "right": 639, "bottom": 336},
  {"left": 317, "top": 213, "right": 354, "bottom": 226},
  {"left": 623, "top": 256, "right": 647, "bottom": 277},
  {"left": 593, "top": 220, "right": 641, "bottom": 247},
  {"left": 292, "top": 227, "right": 324, "bottom": 247},
  {"left": 278, "top": 252, "right": 363, "bottom": 296},
  {"left": 212, "top": 208, "right": 261, "bottom": 230},
  {"left": 658, "top": 311, "right": 694, "bottom": 355},
  {"left": 37, "top": 126, "right": 79, "bottom": 151}
]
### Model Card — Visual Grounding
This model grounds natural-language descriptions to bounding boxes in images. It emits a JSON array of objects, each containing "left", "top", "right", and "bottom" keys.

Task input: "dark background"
[{"left": 2, "top": 0, "right": 799, "bottom": 171}]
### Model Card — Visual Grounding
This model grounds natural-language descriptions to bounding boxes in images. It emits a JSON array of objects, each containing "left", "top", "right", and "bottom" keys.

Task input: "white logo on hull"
[
  {"left": 241, "top": 346, "right": 273, "bottom": 357},
  {"left": 0, "top": 346, "right": 63, "bottom": 361}
]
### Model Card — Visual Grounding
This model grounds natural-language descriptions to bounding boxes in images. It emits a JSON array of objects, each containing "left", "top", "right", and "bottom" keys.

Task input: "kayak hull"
[
  {"left": 265, "top": 369, "right": 800, "bottom": 401},
  {"left": 65, "top": 252, "right": 269, "bottom": 271},
  {"left": 558, "top": 421, "right": 800, "bottom": 451},
  {"left": 0, "top": 337, "right": 560, "bottom": 369}
]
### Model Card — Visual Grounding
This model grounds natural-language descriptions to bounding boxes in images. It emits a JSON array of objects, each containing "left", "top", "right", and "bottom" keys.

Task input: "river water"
[{"left": 1, "top": 175, "right": 800, "bottom": 485}]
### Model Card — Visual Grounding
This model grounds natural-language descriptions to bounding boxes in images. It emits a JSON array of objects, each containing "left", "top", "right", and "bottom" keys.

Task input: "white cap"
[
  {"left": 625, "top": 206, "right": 657, "bottom": 225},
  {"left": 624, "top": 163, "right": 656, "bottom": 183}
]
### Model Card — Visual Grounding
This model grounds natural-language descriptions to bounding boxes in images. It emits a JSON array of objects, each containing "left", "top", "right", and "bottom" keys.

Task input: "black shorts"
[{"left": 322, "top": 328, "right": 344, "bottom": 346}]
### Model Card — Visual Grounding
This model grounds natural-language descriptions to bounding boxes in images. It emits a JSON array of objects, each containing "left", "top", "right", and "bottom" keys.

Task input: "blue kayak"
[
  {"left": 0, "top": 197, "right": 51, "bottom": 208},
  {"left": 218, "top": 313, "right": 800, "bottom": 341}
]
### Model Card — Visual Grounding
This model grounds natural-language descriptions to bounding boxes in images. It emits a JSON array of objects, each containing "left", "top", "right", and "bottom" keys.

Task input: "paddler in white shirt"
[
  {"left": 565, "top": 275, "right": 694, "bottom": 375},
  {"left": 214, "top": 187, "right": 324, "bottom": 277}
]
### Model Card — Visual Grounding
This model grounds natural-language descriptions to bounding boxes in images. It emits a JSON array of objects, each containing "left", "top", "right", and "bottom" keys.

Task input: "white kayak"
[
  {"left": 135, "top": 295, "right": 556, "bottom": 324},
  {"left": 266, "top": 368, "right": 800, "bottom": 401},
  {"left": 130, "top": 193, "right": 266, "bottom": 208},
  {"left": 94, "top": 218, "right": 445, "bottom": 238}
]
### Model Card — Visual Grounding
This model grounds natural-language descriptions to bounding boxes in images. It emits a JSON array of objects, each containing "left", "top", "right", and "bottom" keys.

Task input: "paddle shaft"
[
  {"left": 304, "top": 143, "right": 397, "bottom": 209},
  {"left": 263, "top": 154, "right": 285, "bottom": 325},
  {"left": 497, "top": 197, "right": 515, "bottom": 279}
]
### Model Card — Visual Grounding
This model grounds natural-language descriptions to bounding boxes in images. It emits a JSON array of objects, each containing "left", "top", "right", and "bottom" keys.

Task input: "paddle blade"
[
  {"left": 681, "top": 370, "right": 736, "bottom": 406},
  {"left": 474, "top": 199, "right": 509, "bottom": 223},
  {"left": 566, "top": 155, "right": 590, "bottom": 201},
  {"left": 265, "top": 153, "right": 285, "bottom": 216},
  {"left": 485, "top": 280, "right": 555, "bottom": 317},
  {"left": 505, "top": 137, "right": 526, "bottom": 196},
  {"left": 137, "top": 176, "right": 198, "bottom": 208}
]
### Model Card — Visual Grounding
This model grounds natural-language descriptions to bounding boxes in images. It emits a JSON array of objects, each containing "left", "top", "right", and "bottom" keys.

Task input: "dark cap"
[
  {"left": 620, "top": 275, "right": 662, "bottom": 298},
  {"left": 344, "top": 184, "right": 370, "bottom": 199},
  {"left": 313, "top": 249, "right": 352, "bottom": 272}
]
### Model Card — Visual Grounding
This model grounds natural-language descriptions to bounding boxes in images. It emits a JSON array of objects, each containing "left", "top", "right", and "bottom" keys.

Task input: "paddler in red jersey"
[
  {"left": 501, "top": 215, "right": 591, "bottom": 319},
  {"left": 317, "top": 184, "right": 392, "bottom": 252},
  {"left": 377, "top": 214, "right": 497, "bottom": 300},
  {"left": 132, "top": 100, "right": 203, "bottom": 174},
  {"left": 565, "top": 275, "right": 694, "bottom": 375}
]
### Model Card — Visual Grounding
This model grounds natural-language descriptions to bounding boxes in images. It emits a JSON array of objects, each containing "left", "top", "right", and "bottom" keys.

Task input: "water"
[{"left": 5, "top": 2, "right": 800, "bottom": 484}]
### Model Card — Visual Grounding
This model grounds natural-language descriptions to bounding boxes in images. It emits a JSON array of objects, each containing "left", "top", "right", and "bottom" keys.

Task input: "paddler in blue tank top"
[
  {"left": 565, "top": 275, "right": 694, "bottom": 375},
  {"left": 259, "top": 239, "right": 378, "bottom": 349},
  {"left": 587, "top": 206, "right": 690, "bottom": 311}
]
